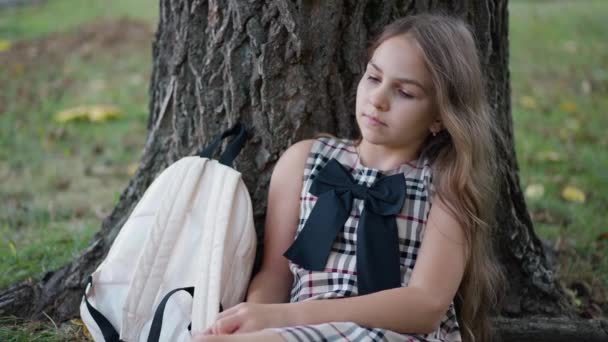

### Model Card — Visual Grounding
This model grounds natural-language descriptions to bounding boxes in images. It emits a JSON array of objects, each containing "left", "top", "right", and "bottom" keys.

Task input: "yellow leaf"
[
  {"left": 0, "top": 39, "right": 12, "bottom": 52},
  {"left": 70, "top": 319, "right": 85, "bottom": 327},
  {"left": 525, "top": 184, "right": 545, "bottom": 200},
  {"left": 54, "top": 105, "right": 122, "bottom": 123},
  {"left": 9, "top": 240, "right": 17, "bottom": 258},
  {"left": 519, "top": 96, "right": 538, "bottom": 110},
  {"left": 87, "top": 105, "right": 122, "bottom": 122},
  {"left": 54, "top": 106, "right": 89, "bottom": 123},
  {"left": 71, "top": 319, "right": 93, "bottom": 339},
  {"left": 127, "top": 163, "right": 139, "bottom": 176},
  {"left": 561, "top": 186, "right": 586, "bottom": 203},
  {"left": 83, "top": 325, "right": 93, "bottom": 340},
  {"left": 560, "top": 101, "right": 578, "bottom": 113}
]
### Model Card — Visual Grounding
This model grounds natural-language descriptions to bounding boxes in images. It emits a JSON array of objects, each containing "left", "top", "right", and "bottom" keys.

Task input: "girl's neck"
[{"left": 356, "top": 140, "right": 421, "bottom": 171}]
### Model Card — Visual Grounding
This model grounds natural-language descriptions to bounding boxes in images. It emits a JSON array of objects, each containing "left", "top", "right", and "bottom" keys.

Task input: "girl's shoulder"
[
  {"left": 280, "top": 139, "right": 316, "bottom": 165},
  {"left": 278, "top": 136, "right": 354, "bottom": 170},
  {"left": 309, "top": 135, "right": 357, "bottom": 155}
]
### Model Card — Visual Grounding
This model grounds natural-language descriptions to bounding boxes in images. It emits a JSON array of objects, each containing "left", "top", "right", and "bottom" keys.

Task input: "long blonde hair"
[{"left": 367, "top": 14, "right": 506, "bottom": 342}]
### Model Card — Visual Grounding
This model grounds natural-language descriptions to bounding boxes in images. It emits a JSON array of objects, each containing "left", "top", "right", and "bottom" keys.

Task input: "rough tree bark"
[{"left": 1, "top": 0, "right": 606, "bottom": 341}]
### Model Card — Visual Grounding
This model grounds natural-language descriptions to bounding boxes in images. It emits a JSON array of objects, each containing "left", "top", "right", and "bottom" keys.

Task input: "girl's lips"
[{"left": 363, "top": 113, "right": 386, "bottom": 126}]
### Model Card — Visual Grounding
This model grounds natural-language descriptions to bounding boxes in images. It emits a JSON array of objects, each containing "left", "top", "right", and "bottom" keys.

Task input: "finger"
[
  {"left": 233, "top": 322, "right": 255, "bottom": 335},
  {"left": 215, "top": 303, "right": 243, "bottom": 320},
  {"left": 213, "top": 316, "right": 241, "bottom": 335}
]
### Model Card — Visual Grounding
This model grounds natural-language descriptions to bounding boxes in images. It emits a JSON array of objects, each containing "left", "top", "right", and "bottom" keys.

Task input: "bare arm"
[
  {"left": 204, "top": 166, "right": 468, "bottom": 336},
  {"left": 284, "top": 196, "right": 469, "bottom": 334},
  {"left": 245, "top": 139, "right": 315, "bottom": 304}
]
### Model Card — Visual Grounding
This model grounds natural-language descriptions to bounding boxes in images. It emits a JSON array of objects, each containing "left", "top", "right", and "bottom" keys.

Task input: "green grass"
[
  {"left": 0, "top": 0, "right": 158, "bottom": 40},
  {"left": 0, "top": 316, "right": 90, "bottom": 341},
  {"left": 0, "top": 1, "right": 155, "bottom": 288},
  {"left": 0, "top": 0, "right": 157, "bottom": 338},
  {"left": 510, "top": 0, "right": 608, "bottom": 291}
]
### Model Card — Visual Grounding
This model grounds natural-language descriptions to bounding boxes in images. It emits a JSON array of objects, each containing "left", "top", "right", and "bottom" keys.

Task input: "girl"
[{"left": 194, "top": 13, "right": 505, "bottom": 342}]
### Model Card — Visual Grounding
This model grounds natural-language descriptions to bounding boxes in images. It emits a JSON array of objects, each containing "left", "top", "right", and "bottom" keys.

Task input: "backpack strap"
[
  {"left": 146, "top": 287, "right": 194, "bottom": 342},
  {"left": 198, "top": 122, "right": 248, "bottom": 167},
  {"left": 83, "top": 276, "right": 124, "bottom": 342},
  {"left": 146, "top": 287, "right": 225, "bottom": 342}
]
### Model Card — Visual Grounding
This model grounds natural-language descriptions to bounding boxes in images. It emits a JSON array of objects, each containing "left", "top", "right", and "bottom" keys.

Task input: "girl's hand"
[{"left": 202, "top": 303, "right": 292, "bottom": 335}]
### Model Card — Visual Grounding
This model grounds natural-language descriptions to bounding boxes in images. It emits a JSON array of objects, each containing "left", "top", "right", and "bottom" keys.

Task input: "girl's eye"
[
  {"left": 367, "top": 75, "right": 380, "bottom": 83},
  {"left": 398, "top": 90, "right": 414, "bottom": 99}
]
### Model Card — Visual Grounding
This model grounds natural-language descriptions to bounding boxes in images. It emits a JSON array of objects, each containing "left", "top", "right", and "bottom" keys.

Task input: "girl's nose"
[{"left": 369, "top": 86, "right": 389, "bottom": 112}]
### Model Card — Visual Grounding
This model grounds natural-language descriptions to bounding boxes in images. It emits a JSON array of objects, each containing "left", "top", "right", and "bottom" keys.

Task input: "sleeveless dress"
[{"left": 269, "top": 137, "right": 462, "bottom": 342}]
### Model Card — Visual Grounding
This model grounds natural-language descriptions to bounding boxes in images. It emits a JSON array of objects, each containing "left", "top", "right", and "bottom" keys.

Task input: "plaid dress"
[{"left": 269, "top": 137, "right": 462, "bottom": 342}]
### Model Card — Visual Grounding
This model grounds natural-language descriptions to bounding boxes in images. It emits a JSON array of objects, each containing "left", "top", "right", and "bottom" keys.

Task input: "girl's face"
[{"left": 355, "top": 35, "right": 439, "bottom": 151}]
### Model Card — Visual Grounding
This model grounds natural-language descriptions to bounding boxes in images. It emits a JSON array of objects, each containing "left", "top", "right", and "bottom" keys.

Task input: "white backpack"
[{"left": 80, "top": 123, "right": 257, "bottom": 342}]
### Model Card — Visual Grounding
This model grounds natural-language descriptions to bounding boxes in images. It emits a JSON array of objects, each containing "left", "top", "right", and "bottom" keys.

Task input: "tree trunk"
[{"left": 1, "top": 0, "right": 603, "bottom": 339}]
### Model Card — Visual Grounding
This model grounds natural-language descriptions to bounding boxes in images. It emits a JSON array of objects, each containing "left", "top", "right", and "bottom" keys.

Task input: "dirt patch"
[
  {"left": 0, "top": 17, "right": 154, "bottom": 68},
  {"left": 0, "top": 17, "right": 154, "bottom": 113}
]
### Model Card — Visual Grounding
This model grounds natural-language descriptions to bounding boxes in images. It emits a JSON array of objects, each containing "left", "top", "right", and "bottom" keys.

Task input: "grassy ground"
[
  {"left": 0, "top": 0, "right": 606, "bottom": 340},
  {"left": 1, "top": 0, "right": 156, "bottom": 340},
  {"left": 510, "top": 0, "right": 608, "bottom": 314}
]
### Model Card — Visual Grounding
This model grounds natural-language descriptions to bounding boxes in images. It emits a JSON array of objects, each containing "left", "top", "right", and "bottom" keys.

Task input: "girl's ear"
[{"left": 429, "top": 119, "right": 443, "bottom": 135}]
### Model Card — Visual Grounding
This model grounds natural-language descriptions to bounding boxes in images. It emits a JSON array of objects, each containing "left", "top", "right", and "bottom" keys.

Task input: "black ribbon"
[{"left": 284, "top": 158, "right": 406, "bottom": 295}]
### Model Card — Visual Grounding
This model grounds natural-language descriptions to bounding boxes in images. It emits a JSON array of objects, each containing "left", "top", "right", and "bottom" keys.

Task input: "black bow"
[{"left": 284, "top": 158, "right": 406, "bottom": 295}]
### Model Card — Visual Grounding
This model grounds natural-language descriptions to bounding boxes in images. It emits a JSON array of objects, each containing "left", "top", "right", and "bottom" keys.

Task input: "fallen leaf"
[
  {"left": 535, "top": 150, "right": 561, "bottom": 162},
  {"left": 70, "top": 319, "right": 93, "bottom": 339},
  {"left": 580, "top": 80, "right": 592, "bottom": 94},
  {"left": 127, "top": 163, "right": 139, "bottom": 176},
  {"left": 54, "top": 105, "right": 122, "bottom": 123},
  {"left": 55, "top": 106, "right": 89, "bottom": 123},
  {"left": 88, "top": 105, "right": 122, "bottom": 122},
  {"left": 70, "top": 318, "right": 85, "bottom": 327},
  {"left": 561, "top": 185, "right": 586, "bottom": 203},
  {"left": 9, "top": 240, "right": 17, "bottom": 258},
  {"left": 519, "top": 96, "right": 538, "bottom": 110},
  {"left": 82, "top": 324, "right": 93, "bottom": 340},
  {"left": 525, "top": 184, "right": 545, "bottom": 200},
  {"left": 0, "top": 39, "right": 11, "bottom": 52},
  {"left": 559, "top": 101, "right": 578, "bottom": 113}
]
